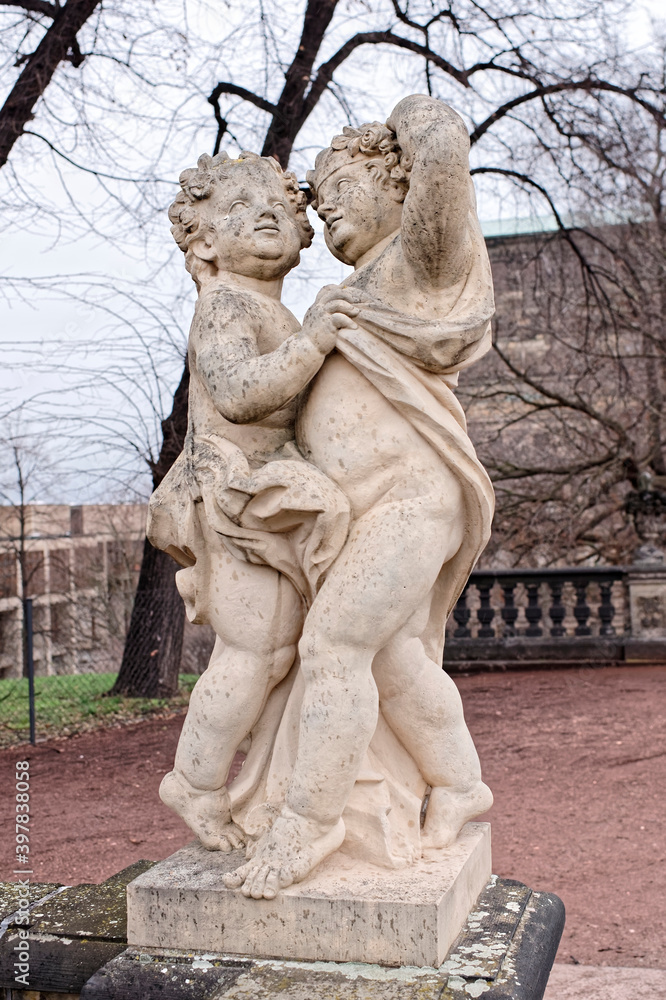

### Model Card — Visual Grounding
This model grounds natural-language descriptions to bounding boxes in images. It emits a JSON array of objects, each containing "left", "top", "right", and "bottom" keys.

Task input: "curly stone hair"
[
  {"left": 169, "top": 151, "right": 313, "bottom": 280},
  {"left": 306, "top": 122, "right": 413, "bottom": 208}
]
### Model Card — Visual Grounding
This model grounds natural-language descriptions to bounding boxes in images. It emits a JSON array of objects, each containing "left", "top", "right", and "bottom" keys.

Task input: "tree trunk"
[
  {"left": 110, "top": 357, "right": 190, "bottom": 697},
  {"left": 109, "top": 536, "right": 186, "bottom": 697},
  {"left": 261, "top": 0, "right": 338, "bottom": 167},
  {"left": 0, "top": 0, "right": 101, "bottom": 168}
]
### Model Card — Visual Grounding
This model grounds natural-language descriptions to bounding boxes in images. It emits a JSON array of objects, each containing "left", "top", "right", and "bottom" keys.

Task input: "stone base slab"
[
  {"left": 126, "top": 822, "right": 491, "bottom": 967},
  {"left": 83, "top": 876, "right": 565, "bottom": 999}
]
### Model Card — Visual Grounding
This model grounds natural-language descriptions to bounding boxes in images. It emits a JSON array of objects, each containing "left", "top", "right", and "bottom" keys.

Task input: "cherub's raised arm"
[{"left": 387, "top": 95, "right": 473, "bottom": 290}]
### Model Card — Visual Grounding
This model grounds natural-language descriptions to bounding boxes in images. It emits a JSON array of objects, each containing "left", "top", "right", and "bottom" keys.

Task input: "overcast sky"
[{"left": 1, "top": 0, "right": 663, "bottom": 504}]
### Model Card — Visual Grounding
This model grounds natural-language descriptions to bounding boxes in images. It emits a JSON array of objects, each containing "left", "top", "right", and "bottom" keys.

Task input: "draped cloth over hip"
[
  {"left": 147, "top": 435, "right": 351, "bottom": 618},
  {"left": 333, "top": 208, "right": 495, "bottom": 666}
]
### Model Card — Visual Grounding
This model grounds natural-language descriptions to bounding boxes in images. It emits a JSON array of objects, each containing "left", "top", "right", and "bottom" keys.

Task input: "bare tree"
[
  {"left": 0, "top": 0, "right": 102, "bottom": 167},
  {"left": 459, "top": 50, "right": 666, "bottom": 566},
  {"left": 3, "top": 0, "right": 665, "bottom": 692}
]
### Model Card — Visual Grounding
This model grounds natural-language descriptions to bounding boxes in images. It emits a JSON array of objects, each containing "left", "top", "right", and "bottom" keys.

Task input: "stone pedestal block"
[
  {"left": 126, "top": 822, "right": 491, "bottom": 968},
  {"left": 83, "top": 875, "right": 565, "bottom": 1000}
]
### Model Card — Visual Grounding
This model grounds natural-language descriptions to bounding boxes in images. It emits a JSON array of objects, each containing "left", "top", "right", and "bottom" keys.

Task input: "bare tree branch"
[
  {"left": 0, "top": 0, "right": 101, "bottom": 168},
  {"left": 208, "top": 82, "right": 277, "bottom": 118},
  {"left": 469, "top": 80, "right": 666, "bottom": 146},
  {"left": 302, "top": 29, "right": 471, "bottom": 125},
  {"left": 471, "top": 165, "right": 567, "bottom": 227},
  {"left": 208, "top": 82, "right": 277, "bottom": 155},
  {"left": 0, "top": 0, "right": 57, "bottom": 17},
  {"left": 261, "top": 0, "right": 340, "bottom": 165}
]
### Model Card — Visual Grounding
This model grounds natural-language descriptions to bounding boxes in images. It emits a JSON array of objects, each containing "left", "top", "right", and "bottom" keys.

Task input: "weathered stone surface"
[
  {"left": 439, "top": 878, "right": 532, "bottom": 981},
  {"left": 0, "top": 864, "right": 154, "bottom": 995},
  {"left": 127, "top": 823, "right": 491, "bottom": 967},
  {"left": 0, "top": 929, "right": 126, "bottom": 996},
  {"left": 210, "top": 961, "right": 446, "bottom": 999},
  {"left": 444, "top": 890, "right": 565, "bottom": 1000},
  {"left": 628, "top": 568, "right": 666, "bottom": 639},
  {"left": 0, "top": 883, "right": 63, "bottom": 922},
  {"left": 29, "top": 861, "right": 153, "bottom": 941},
  {"left": 80, "top": 948, "right": 251, "bottom": 1000},
  {"left": 83, "top": 876, "right": 564, "bottom": 999}
]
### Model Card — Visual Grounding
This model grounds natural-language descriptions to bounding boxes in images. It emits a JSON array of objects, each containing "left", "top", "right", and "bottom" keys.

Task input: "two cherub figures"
[{"left": 149, "top": 95, "right": 495, "bottom": 901}]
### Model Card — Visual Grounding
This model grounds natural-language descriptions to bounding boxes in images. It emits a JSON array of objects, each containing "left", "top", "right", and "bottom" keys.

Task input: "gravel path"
[{"left": 1, "top": 664, "right": 664, "bottom": 969}]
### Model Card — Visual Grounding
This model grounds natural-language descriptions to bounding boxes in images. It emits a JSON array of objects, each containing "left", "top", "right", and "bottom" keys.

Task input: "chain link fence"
[
  {"left": 0, "top": 670, "right": 199, "bottom": 748},
  {"left": 0, "top": 505, "right": 216, "bottom": 747},
  {"left": 0, "top": 594, "right": 212, "bottom": 749}
]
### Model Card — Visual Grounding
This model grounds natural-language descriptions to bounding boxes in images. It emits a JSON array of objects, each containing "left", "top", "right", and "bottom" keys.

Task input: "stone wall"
[
  {"left": 460, "top": 224, "right": 658, "bottom": 566},
  {"left": 0, "top": 504, "right": 145, "bottom": 678}
]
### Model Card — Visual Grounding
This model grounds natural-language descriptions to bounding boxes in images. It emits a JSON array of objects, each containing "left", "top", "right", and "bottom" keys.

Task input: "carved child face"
[
  {"left": 194, "top": 163, "right": 303, "bottom": 280},
  {"left": 315, "top": 158, "right": 404, "bottom": 266}
]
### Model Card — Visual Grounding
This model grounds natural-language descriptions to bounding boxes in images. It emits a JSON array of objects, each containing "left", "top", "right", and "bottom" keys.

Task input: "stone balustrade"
[{"left": 445, "top": 565, "right": 666, "bottom": 669}]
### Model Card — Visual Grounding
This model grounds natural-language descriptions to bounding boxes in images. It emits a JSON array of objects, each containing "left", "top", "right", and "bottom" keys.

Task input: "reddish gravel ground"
[{"left": 1, "top": 665, "right": 664, "bottom": 969}]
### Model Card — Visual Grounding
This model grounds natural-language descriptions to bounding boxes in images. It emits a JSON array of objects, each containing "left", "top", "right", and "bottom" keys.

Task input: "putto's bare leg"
[
  {"left": 373, "top": 630, "right": 493, "bottom": 849},
  {"left": 225, "top": 476, "right": 465, "bottom": 895},
  {"left": 160, "top": 548, "right": 303, "bottom": 852}
]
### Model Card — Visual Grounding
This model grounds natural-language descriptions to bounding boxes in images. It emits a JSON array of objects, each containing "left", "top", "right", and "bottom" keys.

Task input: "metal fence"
[
  {"left": 0, "top": 597, "right": 204, "bottom": 748},
  {"left": 0, "top": 598, "right": 112, "bottom": 746}
]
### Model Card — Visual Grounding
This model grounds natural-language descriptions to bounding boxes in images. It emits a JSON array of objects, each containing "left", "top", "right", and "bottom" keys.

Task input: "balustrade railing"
[{"left": 445, "top": 566, "right": 665, "bottom": 668}]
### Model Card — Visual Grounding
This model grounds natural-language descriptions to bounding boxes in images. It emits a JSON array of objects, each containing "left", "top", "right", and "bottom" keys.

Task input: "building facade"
[{"left": 0, "top": 504, "right": 146, "bottom": 678}]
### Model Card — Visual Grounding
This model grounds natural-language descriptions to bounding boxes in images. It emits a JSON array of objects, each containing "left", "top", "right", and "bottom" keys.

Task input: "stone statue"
[{"left": 150, "top": 95, "right": 495, "bottom": 902}]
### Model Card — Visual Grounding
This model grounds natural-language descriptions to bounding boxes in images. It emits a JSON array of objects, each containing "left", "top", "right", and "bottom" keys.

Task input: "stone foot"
[
  {"left": 159, "top": 770, "right": 245, "bottom": 852},
  {"left": 222, "top": 808, "right": 345, "bottom": 899},
  {"left": 421, "top": 781, "right": 493, "bottom": 850}
]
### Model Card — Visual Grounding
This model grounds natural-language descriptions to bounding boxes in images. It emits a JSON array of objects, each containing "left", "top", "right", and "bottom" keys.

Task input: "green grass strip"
[{"left": 0, "top": 673, "right": 198, "bottom": 747}]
